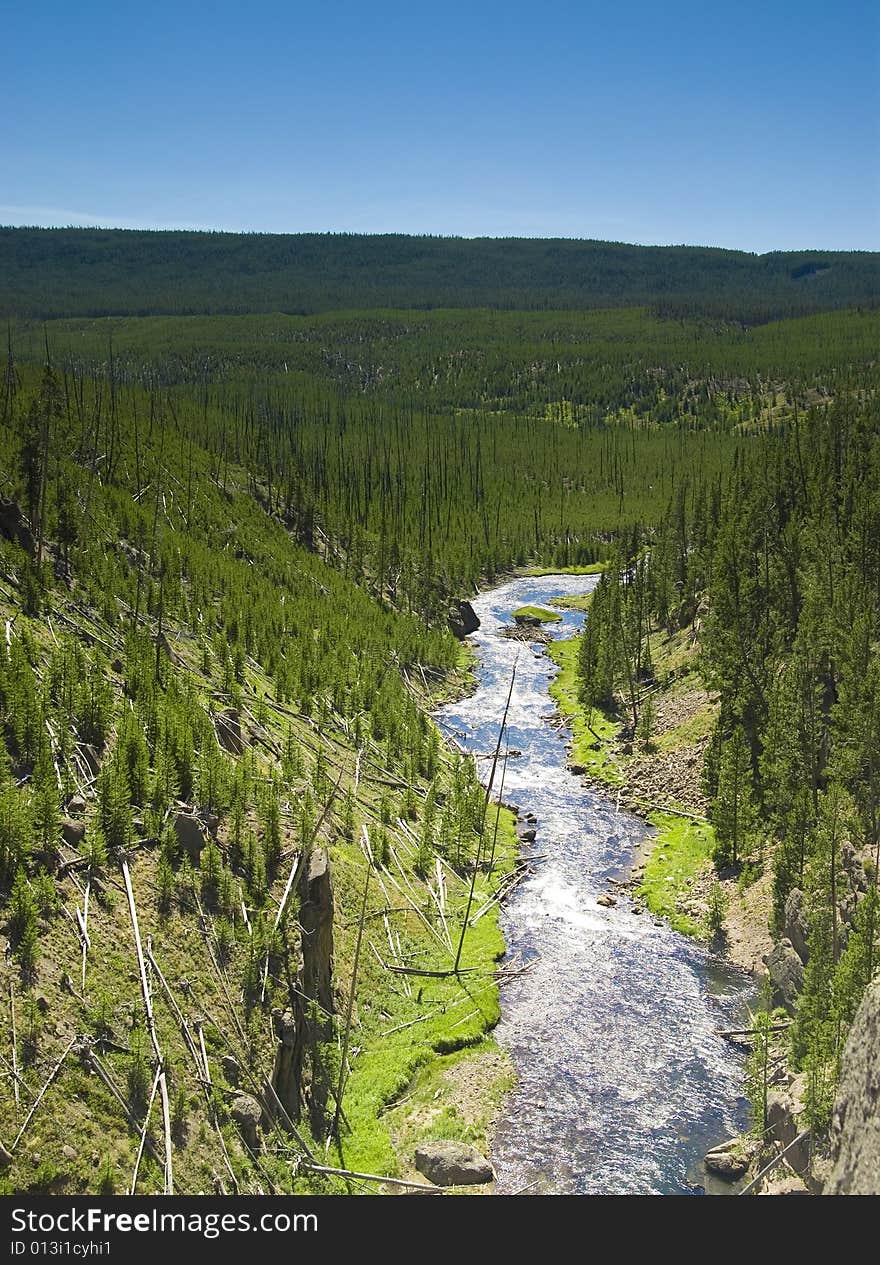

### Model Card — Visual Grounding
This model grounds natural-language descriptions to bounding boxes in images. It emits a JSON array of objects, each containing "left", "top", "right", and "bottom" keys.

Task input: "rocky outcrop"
[
  {"left": 172, "top": 811, "right": 207, "bottom": 860},
  {"left": 61, "top": 818, "right": 86, "bottom": 848},
  {"left": 231, "top": 1094, "right": 263, "bottom": 1151},
  {"left": 448, "top": 600, "right": 480, "bottom": 640},
  {"left": 759, "top": 1173, "right": 810, "bottom": 1195},
  {"left": 276, "top": 848, "right": 335, "bottom": 1137},
  {"left": 299, "top": 848, "right": 334, "bottom": 1023},
  {"left": 270, "top": 1009, "right": 298, "bottom": 1121},
  {"left": 764, "top": 938, "right": 804, "bottom": 1014},
  {"left": 0, "top": 498, "right": 35, "bottom": 555},
  {"left": 221, "top": 1055, "right": 241, "bottom": 1087},
  {"left": 783, "top": 888, "right": 810, "bottom": 963},
  {"left": 825, "top": 979, "right": 880, "bottom": 1194},
  {"left": 215, "top": 709, "right": 244, "bottom": 755},
  {"left": 705, "top": 1149, "right": 749, "bottom": 1180},
  {"left": 414, "top": 1141, "right": 494, "bottom": 1186},
  {"left": 766, "top": 1074, "right": 811, "bottom": 1177},
  {"left": 172, "top": 806, "right": 219, "bottom": 860}
]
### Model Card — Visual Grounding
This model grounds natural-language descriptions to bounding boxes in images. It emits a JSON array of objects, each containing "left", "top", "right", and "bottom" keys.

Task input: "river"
[{"left": 437, "top": 573, "right": 752, "bottom": 1194}]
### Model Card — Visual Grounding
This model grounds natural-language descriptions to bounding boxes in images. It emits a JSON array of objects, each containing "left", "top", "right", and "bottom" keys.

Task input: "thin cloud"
[{"left": 0, "top": 205, "right": 218, "bottom": 232}]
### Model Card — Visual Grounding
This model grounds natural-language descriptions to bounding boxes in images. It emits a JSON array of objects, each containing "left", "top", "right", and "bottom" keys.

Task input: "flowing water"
[{"left": 437, "top": 573, "right": 752, "bottom": 1194}]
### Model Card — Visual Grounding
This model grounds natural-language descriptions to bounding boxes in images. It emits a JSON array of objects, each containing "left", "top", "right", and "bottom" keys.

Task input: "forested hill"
[{"left": 2, "top": 227, "right": 878, "bottom": 322}]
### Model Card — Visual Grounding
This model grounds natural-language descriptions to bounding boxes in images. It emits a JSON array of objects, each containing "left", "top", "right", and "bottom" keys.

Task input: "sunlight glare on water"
[{"left": 437, "top": 574, "right": 751, "bottom": 1195}]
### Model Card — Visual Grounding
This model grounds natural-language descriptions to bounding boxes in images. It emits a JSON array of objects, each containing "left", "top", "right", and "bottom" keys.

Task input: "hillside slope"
[
  {"left": 0, "top": 363, "right": 519, "bottom": 1194},
  {"left": 2, "top": 228, "right": 878, "bottom": 321}
]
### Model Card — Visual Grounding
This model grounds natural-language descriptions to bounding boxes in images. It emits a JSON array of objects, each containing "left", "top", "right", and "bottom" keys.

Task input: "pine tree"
[
  {"left": 97, "top": 759, "right": 133, "bottom": 851},
  {"left": 711, "top": 726, "right": 755, "bottom": 869}
]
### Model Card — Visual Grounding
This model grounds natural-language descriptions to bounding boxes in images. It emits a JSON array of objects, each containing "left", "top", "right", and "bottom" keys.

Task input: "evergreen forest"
[{"left": 0, "top": 226, "right": 878, "bottom": 1195}]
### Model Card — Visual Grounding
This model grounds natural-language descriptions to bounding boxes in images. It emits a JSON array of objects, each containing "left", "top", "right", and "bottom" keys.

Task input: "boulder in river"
[
  {"left": 414, "top": 1141, "right": 494, "bottom": 1186},
  {"left": 448, "top": 600, "right": 480, "bottom": 640},
  {"left": 704, "top": 1148, "right": 749, "bottom": 1179}
]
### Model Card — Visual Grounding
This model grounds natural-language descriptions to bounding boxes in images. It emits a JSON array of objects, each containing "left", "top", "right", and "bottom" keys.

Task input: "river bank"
[
  {"left": 544, "top": 619, "right": 773, "bottom": 976},
  {"left": 438, "top": 573, "right": 752, "bottom": 1193}
]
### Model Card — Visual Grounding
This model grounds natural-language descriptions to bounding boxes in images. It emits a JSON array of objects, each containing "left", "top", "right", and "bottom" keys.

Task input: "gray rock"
[
  {"left": 784, "top": 888, "right": 809, "bottom": 963},
  {"left": 763, "top": 938, "right": 804, "bottom": 1014},
  {"left": 67, "top": 797, "right": 86, "bottom": 816},
  {"left": 216, "top": 709, "right": 244, "bottom": 755},
  {"left": 448, "top": 600, "right": 480, "bottom": 640},
  {"left": 767, "top": 1077, "right": 811, "bottom": 1175},
  {"left": 825, "top": 978, "right": 880, "bottom": 1194},
  {"left": 705, "top": 1150, "right": 748, "bottom": 1179},
  {"left": 62, "top": 1144, "right": 78, "bottom": 1161},
  {"left": 0, "top": 498, "right": 35, "bottom": 555},
  {"left": 518, "top": 827, "right": 537, "bottom": 842},
  {"left": 221, "top": 1055, "right": 241, "bottom": 1087},
  {"left": 61, "top": 818, "right": 86, "bottom": 848},
  {"left": 79, "top": 745, "right": 102, "bottom": 777},
  {"left": 173, "top": 811, "right": 206, "bottom": 860},
  {"left": 414, "top": 1141, "right": 494, "bottom": 1186},
  {"left": 759, "top": 1174, "right": 810, "bottom": 1195},
  {"left": 231, "top": 1094, "right": 263, "bottom": 1151}
]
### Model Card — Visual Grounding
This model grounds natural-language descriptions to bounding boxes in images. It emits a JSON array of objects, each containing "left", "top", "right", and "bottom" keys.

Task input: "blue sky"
[{"left": 3, "top": 0, "right": 878, "bottom": 251}]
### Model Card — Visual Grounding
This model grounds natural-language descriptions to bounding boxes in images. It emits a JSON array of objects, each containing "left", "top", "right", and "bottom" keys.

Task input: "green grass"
[
  {"left": 549, "top": 591, "right": 595, "bottom": 612},
  {"left": 428, "top": 638, "right": 480, "bottom": 706},
  {"left": 333, "top": 803, "right": 521, "bottom": 1180},
  {"left": 512, "top": 604, "right": 563, "bottom": 623},
  {"left": 546, "top": 637, "right": 623, "bottom": 785},
  {"left": 637, "top": 813, "right": 715, "bottom": 937},
  {"left": 645, "top": 624, "right": 700, "bottom": 683},
  {"left": 546, "top": 630, "right": 715, "bottom": 942},
  {"left": 652, "top": 705, "right": 717, "bottom": 753},
  {"left": 522, "top": 562, "right": 606, "bottom": 577}
]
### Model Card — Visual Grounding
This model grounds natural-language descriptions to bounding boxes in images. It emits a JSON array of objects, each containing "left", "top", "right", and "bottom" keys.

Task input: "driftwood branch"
[
  {"left": 301, "top": 1162, "right": 440, "bottom": 1193},
  {"left": 130, "top": 1065, "right": 161, "bottom": 1194},
  {"left": 121, "top": 859, "right": 173, "bottom": 1194},
  {"left": 12, "top": 1039, "right": 76, "bottom": 1152},
  {"left": 330, "top": 830, "right": 371, "bottom": 1142},
  {"left": 9, "top": 984, "right": 20, "bottom": 1110},
  {"left": 738, "top": 1129, "right": 811, "bottom": 1196}
]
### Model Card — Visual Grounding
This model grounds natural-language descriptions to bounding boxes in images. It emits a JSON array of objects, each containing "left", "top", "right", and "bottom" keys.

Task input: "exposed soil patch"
[{"left": 623, "top": 741, "right": 708, "bottom": 815}]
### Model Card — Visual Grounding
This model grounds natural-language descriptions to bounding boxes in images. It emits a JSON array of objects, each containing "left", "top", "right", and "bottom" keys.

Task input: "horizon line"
[{"left": 2, "top": 221, "right": 878, "bottom": 257}]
